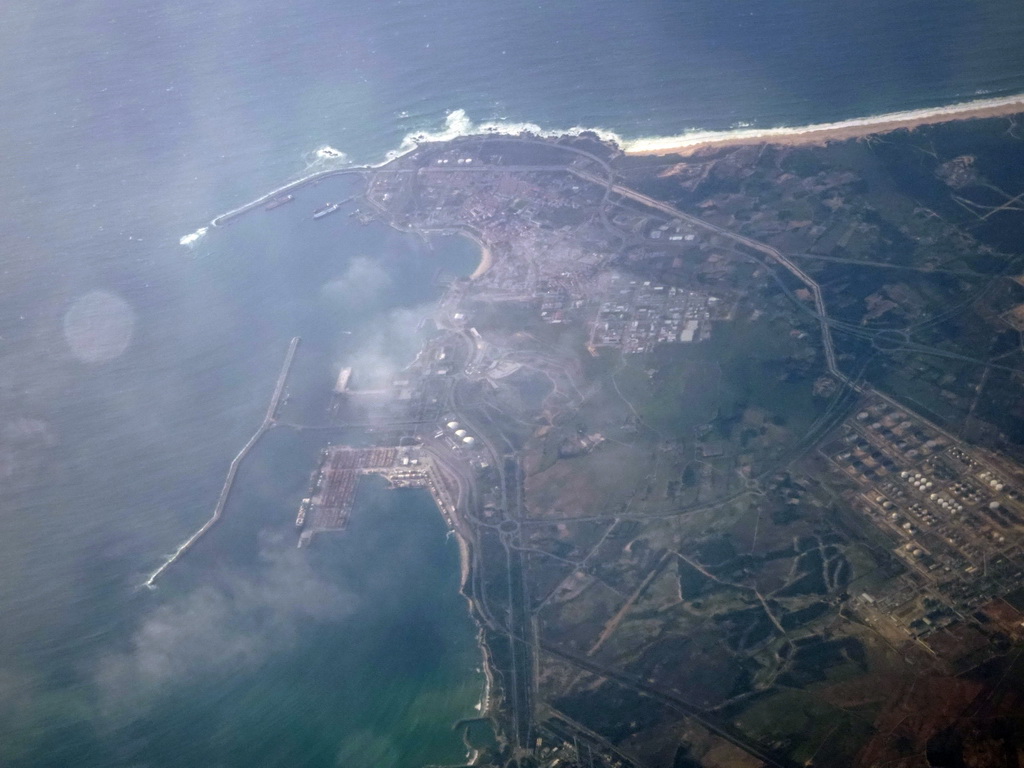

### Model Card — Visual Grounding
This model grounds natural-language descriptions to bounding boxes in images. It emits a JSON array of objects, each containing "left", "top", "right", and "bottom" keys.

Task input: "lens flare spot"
[{"left": 63, "top": 291, "right": 135, "bottom": 363}]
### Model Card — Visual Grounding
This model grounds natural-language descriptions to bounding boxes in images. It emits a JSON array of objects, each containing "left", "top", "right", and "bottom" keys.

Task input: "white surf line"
[
  {"left": 621, "top": 91, "right": 1024, "bottom": 154},
  {"left": 179, "top": 226, "right": 208, "bottom": 247},
  {"left": 378, "top": 93, "right": 1024, "bottom": 160}
]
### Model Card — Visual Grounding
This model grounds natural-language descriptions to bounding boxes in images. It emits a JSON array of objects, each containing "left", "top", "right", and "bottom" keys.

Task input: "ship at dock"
[
  {"left": 295, "top": 497, "right": 311, "bottom": 528},
  {"left": 312, "top": 202, "right": 340, "bottom": 219},
  {"left": 264, "top": 194, "right": 294, "bottom": 210},
  {"left": 333, "top": 366, "right": 352, "bottom": 394}
]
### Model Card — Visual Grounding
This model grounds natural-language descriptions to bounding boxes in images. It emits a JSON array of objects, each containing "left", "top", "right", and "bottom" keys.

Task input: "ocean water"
[{"left": 0, "top": 0, "right": 1023, "bottom": 765}]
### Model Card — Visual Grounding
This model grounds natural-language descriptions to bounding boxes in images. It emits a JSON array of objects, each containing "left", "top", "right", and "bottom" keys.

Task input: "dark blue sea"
[{"left": 1, "top": 1, "right": 1023, "bottom": 765}]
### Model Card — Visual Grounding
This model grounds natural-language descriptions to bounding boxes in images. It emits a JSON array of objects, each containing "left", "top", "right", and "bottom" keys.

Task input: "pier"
[{"left": 144, "top": 337, "right": 300, "bottom": 588}]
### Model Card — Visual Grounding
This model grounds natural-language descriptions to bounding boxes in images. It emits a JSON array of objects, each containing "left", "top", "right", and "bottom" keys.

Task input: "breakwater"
[
  {"left": 144, "top": 337, "right": 301, "bottom": 588},
  {"left": 210, "top": 169, "right": 370, "bottom": 227}
]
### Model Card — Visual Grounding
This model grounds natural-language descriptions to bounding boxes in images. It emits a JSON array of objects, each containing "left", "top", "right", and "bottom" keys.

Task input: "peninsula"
[{"left": 189, "top": 104, "right": 1024, "bottom": 768}]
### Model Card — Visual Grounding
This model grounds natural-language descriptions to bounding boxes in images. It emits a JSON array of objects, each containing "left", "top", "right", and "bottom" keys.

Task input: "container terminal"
[{"left": 296, "top": 443, "right": 463, "bottom": 547}]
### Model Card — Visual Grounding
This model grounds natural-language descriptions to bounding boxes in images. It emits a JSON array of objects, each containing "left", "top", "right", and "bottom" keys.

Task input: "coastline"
[
  {"left": 454, "top": 528, "right": 495, "bottom": 763},
  {"left": 171, "top": 87, "right": 1024, "bottom": 766},
  {"left": 192, "top": 91, "right": 1024, "bottom": 249},
  {"left": 622, "top": 93, "right": 1024, "bottom": 156},
  {"left": 455, "top": 530, "right": 494, "bottom": 712},
  {"left": 463, "top": 230, "right": 494, "bottom": 281}
]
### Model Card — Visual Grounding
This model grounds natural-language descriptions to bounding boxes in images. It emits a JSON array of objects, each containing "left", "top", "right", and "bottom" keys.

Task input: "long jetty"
[
  {"left": 144, "top": 337, "right": 301, "bottom": 588},
  {"left": 210, "top": 169, "right": 369, "bottom": 227}
]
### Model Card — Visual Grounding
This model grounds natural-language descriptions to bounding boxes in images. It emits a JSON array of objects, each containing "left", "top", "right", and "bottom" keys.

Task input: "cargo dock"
[
  {"left": 296, "top": 443, "right": 463, "bottom": 547},
  {"left": 145, "top": 337, "right": 300, "bottom": 587}
]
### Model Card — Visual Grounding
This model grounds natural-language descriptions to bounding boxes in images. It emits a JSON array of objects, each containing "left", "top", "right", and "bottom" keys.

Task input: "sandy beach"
[
  {"left": 623, "top": 92, "right": 1024, "bottom": 157},
  {"left": 464, "top": 230, "right": 494, "bottom": 280},
  {"left": 455, "top": 530, "right": 472, "bottom": 589}
]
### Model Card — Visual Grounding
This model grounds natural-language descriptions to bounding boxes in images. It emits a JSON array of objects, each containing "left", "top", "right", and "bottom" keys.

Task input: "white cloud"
[
  {"left": 321, "top": 256, "right": 393, "bottom": 314},
  {"left": 94, "top": 531, "right": 353, "bottom": 720}
]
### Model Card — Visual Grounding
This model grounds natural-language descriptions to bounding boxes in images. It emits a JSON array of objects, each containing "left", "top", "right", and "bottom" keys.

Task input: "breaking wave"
[
  {"left": 302, "top": 144, "right": 349, "bottom": 170},
  {"left": 315, "top": 145, "right": 346, "bottom": 161},
  {"left": 387, "top": 92, "right": 1024, "bottom": 160},
  {"left": 384, "top": 109, "right": 624, "bottom": 162},
  {"left": 179, "top": 227, "right": 208, "bottom": 247}
]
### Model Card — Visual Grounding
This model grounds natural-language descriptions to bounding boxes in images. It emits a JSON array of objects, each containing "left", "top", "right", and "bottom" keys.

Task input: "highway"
[
  {"left": 570, "top": 167, "right": 848, "bottom": 387},
  {"left": 559, "top": 166, "right": 1024, "bottom": 462},
  {"left": 144, "top": 337, "right": 300, "bottom": 588},
  {"left": 450, "top": 389, "right": 537, "bottom": 749},
  {"left": 428, "top": 286, "right": 539, "bottom": 752}
]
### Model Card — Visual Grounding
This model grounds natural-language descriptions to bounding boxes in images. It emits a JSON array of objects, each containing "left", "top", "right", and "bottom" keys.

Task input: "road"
[
  {"left": 570, "top": 167, "right": 847, "bottom": 386},
  {"left": 427, "top": 291, "right": 538, "bottom": 751},
  {"left": 538, "top": 641, "right": 799, "bottom": 768},
  {"left": 363, "top": 138, "right": 859, "bottom": 764},
  {"left": 368, "top": 143, "right": 844, "bottom": 387}
]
